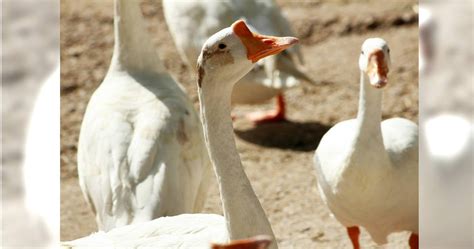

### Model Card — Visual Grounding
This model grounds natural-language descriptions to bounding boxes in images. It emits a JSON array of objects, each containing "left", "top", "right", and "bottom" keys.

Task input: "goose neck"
[
  {"left": 111, "top": 0, "right": 164, "bottom": 73},
  {"left": 198, "top": 75, "right": 277, "bottom": 248},
  {"left": 356, "top": 71, "right": 383, "bottom": 135}
]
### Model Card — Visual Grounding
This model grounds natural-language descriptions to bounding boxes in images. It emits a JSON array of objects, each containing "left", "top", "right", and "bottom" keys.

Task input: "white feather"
[
  {"left": 63, "top": 19, "right": 287, "bottom": 249},
  {"left": 163, "top": 0, "right": 311, "bottom": 104},
  {"left": 61, "top": 214, "right": 228, "bottom": 249},
  {"left": 313, "top": 39, "right": 418, "bottom": 245},
  {"left": 77, "top": 0, "right": 212, "bottom": 231}
]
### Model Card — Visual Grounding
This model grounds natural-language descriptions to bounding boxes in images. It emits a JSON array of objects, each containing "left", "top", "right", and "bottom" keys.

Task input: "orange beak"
[
  {"left": 232, "top": 20, "right": 299, "bottom": 63},
  {"left": 367, "top": 49, "right": 389, "bottom": 88}
]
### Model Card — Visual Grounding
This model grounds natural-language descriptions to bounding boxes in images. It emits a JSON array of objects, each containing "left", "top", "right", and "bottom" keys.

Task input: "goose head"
[
  {"left": 359, "top": 38, "right": 391, "bottom": 88},
  {"left": 197, "top": 20, "right": 298, "bottom": 88}
]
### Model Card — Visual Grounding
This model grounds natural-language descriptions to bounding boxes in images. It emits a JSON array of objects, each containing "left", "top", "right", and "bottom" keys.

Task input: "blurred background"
[
  {"left": 418, "top": 1, "right": 473, "bottom": 248},
  {"left": 0, "top": 0, "right": 472, "bottom": 248},
  {"left": 2, "top": 0, "right": 58, "bottom": 247}
]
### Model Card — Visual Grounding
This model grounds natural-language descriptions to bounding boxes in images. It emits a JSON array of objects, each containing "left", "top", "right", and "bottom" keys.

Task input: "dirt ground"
[{"left": 60, "top": 0, "right": 418, "bottom": 248}]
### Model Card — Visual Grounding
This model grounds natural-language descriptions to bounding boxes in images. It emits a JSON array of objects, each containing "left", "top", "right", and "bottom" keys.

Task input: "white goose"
[
  {"left": 63, "top": 20, "right": 298, "bottom": 249},
  {"left": 163, "top": 0, "right": 314, "bottom": 123},
  {"left": 77, "top": 0, "right": 212, "bottom": 231},
  {"left": 313, "top": 38, "right": 418, "bottom": 249},
  {"left": 62, "top": 230, "right": 271, "bottom": 249}
]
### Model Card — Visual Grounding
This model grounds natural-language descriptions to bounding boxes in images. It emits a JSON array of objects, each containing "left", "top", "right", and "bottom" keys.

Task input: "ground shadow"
[{"left": 235, "top": 120, "right": 331, "bottom": 152}]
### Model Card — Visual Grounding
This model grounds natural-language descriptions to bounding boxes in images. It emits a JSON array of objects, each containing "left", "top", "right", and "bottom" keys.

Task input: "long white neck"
[
  {"left": 353, "top": 71, "right": 385, "bottom": 157},
  {"left": 111, "top": 0, "right": 164, "bottom": 73},
  {"left": 198, "top": 76, "right": 277, "bottom": 248}
]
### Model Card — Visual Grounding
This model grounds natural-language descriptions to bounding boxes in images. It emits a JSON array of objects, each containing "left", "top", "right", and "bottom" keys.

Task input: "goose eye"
[
  {"left": 387, "top": 48, "right": 390, "bottom": 54},
  {"left": 361, "top": 51, "right": 364, "bottom": 55},
  {"left": 218, "top": 43, "right": 227, "bottom": 49}
]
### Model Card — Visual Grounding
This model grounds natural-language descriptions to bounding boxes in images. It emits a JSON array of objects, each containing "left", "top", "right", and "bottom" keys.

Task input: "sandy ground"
[{"left": 60, "top": 0, "right": 418, "bottom": 248}]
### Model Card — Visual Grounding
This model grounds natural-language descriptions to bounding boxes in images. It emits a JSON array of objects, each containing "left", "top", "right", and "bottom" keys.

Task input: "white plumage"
[
  {"left": 163, "top": 0, "right": 313, "bottom": 122},
  {"left": 77, "top": 0, "right": 212, "bottom": 231},
  {"left": 61, "top": 214, "right": 273, "bottom": 249},
  {"left": 61, "top": 214, "right": 227, "bottom": 249},
  {"left": 63, "top": 19, "right": 297, "bottom": 249},
  {"left": 313, "top": 38, "right": 418, "bottom": 247}
]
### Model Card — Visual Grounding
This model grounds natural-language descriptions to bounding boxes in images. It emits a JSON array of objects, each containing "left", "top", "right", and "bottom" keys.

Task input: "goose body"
[
  {"left": 64, "top": 20, "right": 297, "bottom": 249},
  {"left": 315, "top": 118, "right": 418, "bottom": 242},
  {"left": 77, "top": 0, "right": 212, "bottom": 231},
  {"left": 313, "top": 38, "right": 418, "bottom": 248},
  {"left": 61, "top": 214, "right": 227, "bottom": 248},
  {"left": 163, "top": 0, "right": 312, "bottom": 122},
  {"left": 61, "top": 214, "right": 272, "bottom": 249}
]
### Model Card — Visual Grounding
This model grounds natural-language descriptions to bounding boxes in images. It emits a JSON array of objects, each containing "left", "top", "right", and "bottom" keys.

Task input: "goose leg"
[
  {"left": 347, "top": 226, "right": 360, "bottom": 249},
  {"left": 409, "top": 233, "right": 418, "bottom": 249},
  {"left": 246, "top": 94, "right": 286, "bottom": 124}
]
